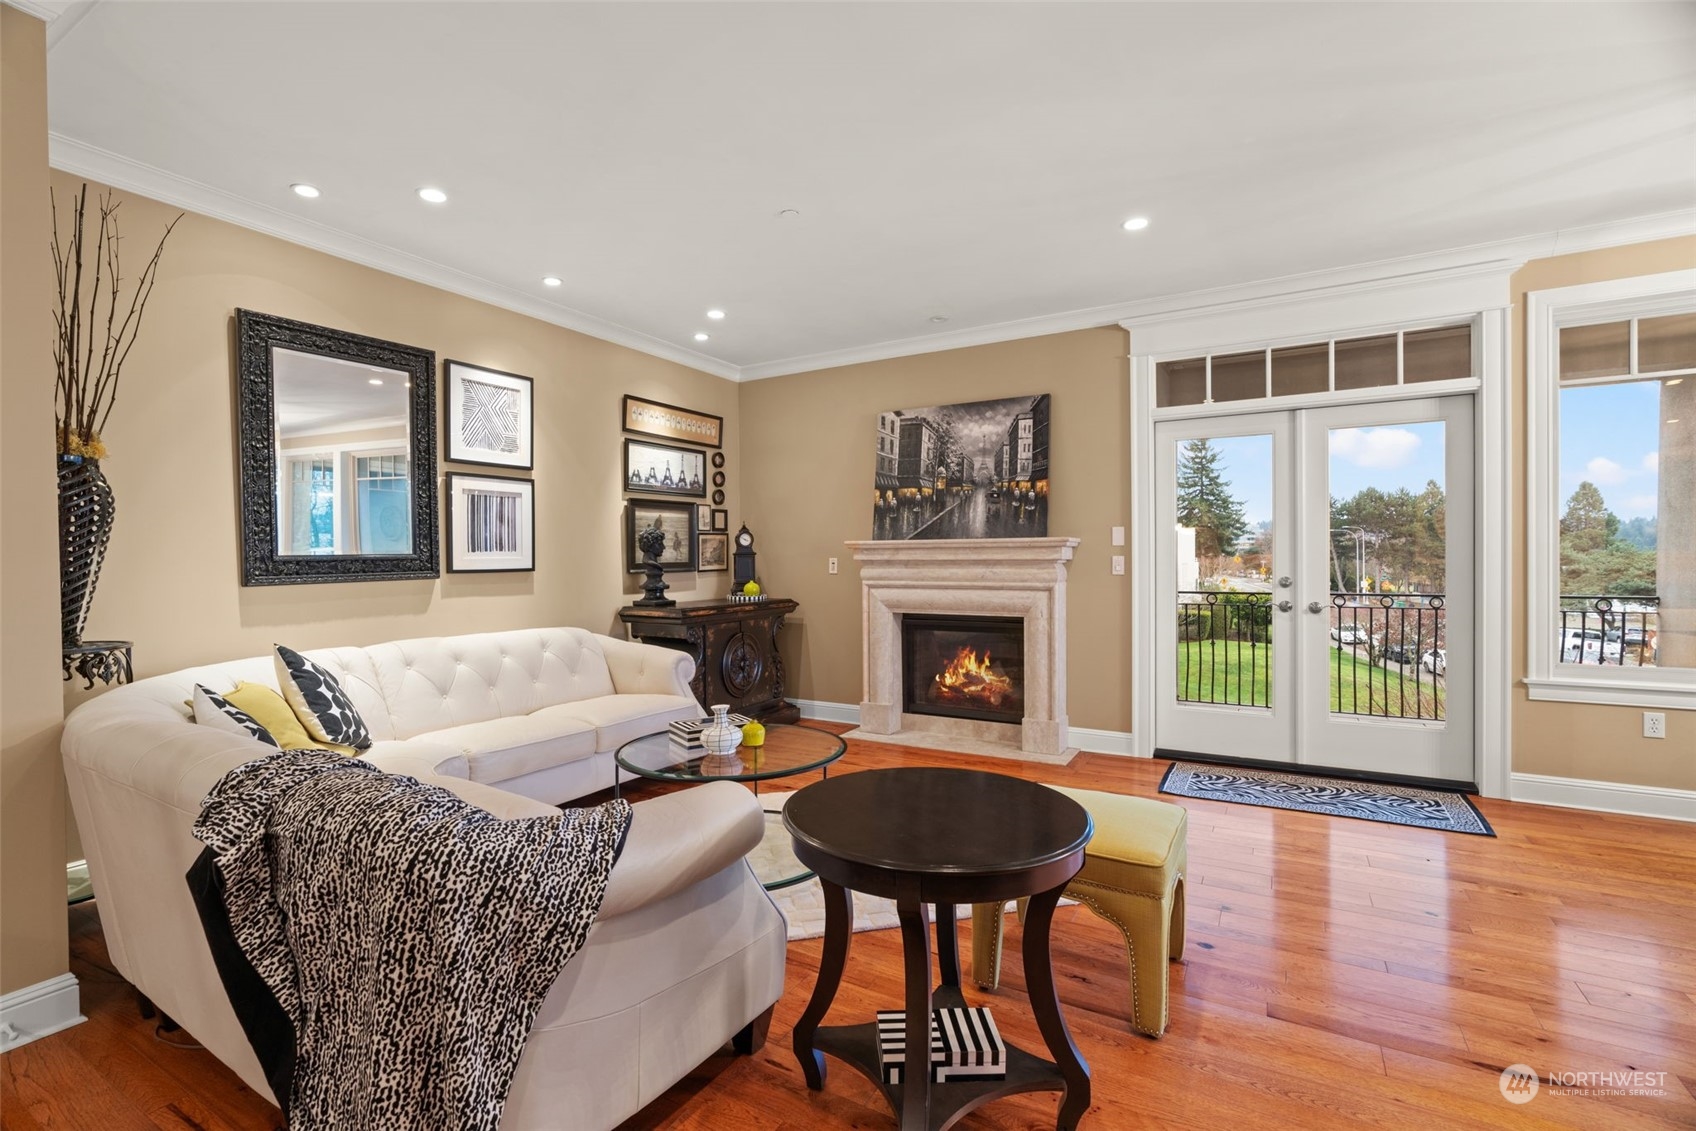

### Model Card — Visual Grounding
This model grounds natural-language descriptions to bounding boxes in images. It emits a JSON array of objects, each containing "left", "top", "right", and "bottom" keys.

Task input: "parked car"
[
  {"left": 1559, "top": 628, "right": 1622, "bottom": 664},
  {"left": 1380, "top": 642, "right": 1417, "bottom": 664},
  {"left": 1422, "top": 648, "right": 1447, "bottom": 675},
  {"left": 1332, "top": 624, "right": 1374, "bottom": 646}
]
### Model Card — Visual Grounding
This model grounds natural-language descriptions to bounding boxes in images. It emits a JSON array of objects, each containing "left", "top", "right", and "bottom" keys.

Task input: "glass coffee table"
[{"left": 614, "top": 723, "right": 847, "bottom": 890}]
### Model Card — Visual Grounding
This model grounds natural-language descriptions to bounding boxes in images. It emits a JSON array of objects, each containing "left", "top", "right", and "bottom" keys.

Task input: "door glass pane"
[
  {"left": 1328, "top": 421, "right": 1447, "bottom": 720},
  {"left": 1557, "top": 378, "right": 1690, "bottom": 670},
  {"left": 1210, "top": 351, "right": 1267, "bottom": 403},
  {"left": 285, "top": 455, "right": 335, "bottom": 554},
  {"left": 1560, "top": 321, "right": 1630, "bottom": 381},
  {"left": 355, "top": 453, "right": 412, "bottom": 554},
  {"left": 1403, "top": 324, "right": 1473, "bottom": 383},
  {"left": 1175, "top": 435, "right": 1272, "bottom": 709},
  {"left": 1156, "top": 358, "right": 1206, "bottom": 407},
  {"left": 1271, "top": 342, "right": 1329, "bottom": 397},
  {"left": 1334, "top": 334, "right": 1398, "bottom": 391}
]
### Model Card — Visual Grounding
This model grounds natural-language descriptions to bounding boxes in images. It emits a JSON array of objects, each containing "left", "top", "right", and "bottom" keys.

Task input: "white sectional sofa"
[{"left": 61, "top": 626, "right": 787, "bottom": 1130}]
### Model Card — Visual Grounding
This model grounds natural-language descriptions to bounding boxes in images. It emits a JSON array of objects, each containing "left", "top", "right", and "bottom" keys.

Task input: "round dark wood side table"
[{"left": 784, "top": 767, "right": 1094, "bottom": 1130}]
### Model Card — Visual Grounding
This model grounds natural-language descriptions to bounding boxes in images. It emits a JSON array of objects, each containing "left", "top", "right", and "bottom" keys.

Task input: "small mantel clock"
[{"left": 732, "top": 525, "right": 757, "bottom": 588}]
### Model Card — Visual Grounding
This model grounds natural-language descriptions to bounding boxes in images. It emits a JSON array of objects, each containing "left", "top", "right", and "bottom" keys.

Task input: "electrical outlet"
[
  {"left": 1643, "top": 711, "right": 1666, "bottom": 739},
  {"left": 1111, "top": 555, "right": 1126, "bottom": 576},
  {"left": 828, "top": 557, "right": 838, "bottom": 575}
]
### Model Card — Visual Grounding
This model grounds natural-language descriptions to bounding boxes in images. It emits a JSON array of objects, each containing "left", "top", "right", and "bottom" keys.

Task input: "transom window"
[{"left": 1155, "top": 322, "right": 1475, "bottom": 408}]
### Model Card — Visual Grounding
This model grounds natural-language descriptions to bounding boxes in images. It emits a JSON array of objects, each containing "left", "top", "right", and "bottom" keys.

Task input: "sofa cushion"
[
  {"left": 551, "top": 694, "right": 702, "bottom": 753},
  {"left": 192, "top": 685, "right": 279, "bottom": 748},
  {"left": 424, "top": 706, "right": 600, "bottom": 784},
  {"left": 275, "top": 645, "right": 374, "bottom": 749},
  {"left": 362, "top": 740, "right": 472, "bottom": 781},
  {"left": 223, "top": 682, "right": 360, "bottom": 757}
]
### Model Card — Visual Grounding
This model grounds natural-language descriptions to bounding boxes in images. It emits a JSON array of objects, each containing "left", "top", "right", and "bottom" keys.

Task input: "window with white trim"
[{"left": 1525, "top": 270, "right": 1696, "bottom": 709}]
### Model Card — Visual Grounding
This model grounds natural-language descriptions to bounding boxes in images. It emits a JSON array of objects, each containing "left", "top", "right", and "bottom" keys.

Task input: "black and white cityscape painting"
[{"left": 872, "top": 394, "right": 1050, "bottom": 540}]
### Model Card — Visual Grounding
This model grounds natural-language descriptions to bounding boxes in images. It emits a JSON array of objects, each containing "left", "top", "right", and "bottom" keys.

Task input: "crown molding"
[
  {"left": 737, "top": 208, "right": 1696, "bottom": 381},
  {"left": 47, "top": 133, "right": 741, "bottom": 382}
]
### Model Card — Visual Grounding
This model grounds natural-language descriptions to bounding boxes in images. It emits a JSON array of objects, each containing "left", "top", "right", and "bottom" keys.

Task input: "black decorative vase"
[{"left": 58, "top": 455, "right": 116, "bottom": 648}]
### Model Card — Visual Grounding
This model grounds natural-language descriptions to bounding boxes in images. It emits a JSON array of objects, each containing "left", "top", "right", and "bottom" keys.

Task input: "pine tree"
[
  {"left": 1176, "top": 439, "right": 1249, "bottom": 560},
  {"left": 1560, "top": 481, "right": 1612, "bottom": 557}
]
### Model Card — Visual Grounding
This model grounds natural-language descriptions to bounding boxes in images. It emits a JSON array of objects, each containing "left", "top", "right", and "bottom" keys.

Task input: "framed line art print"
[
  {"left": 446, "top": 473, "right": 534, "bottom": 572},
  {"left": 624, "top": 499, "right": 697, "bottom": 572},
  {"left": 445, "top": 361, "right": 533, "bottom": 470},
  {"left": 622, "top": 394, "right": 723, "bottom": 448},
  {"left": 624, "top": 438, "right": 707, "bottom": 498}
]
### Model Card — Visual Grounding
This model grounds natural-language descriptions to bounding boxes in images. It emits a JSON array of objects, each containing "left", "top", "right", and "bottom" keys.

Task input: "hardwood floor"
[{"left": 6, "top": 731, "right": 1694, "bottom": 1130}]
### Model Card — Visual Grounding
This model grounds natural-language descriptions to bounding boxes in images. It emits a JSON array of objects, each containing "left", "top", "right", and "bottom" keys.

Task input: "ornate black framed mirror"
[{"left": 235, "top": 310, "right": 439, "bottom": 584}]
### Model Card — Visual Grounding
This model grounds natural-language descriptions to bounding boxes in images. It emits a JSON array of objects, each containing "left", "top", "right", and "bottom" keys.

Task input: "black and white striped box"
[
  {"left": 666, "top": 713, "right": 752, "bottom": 751},
  {"left": 876, "top": 1007, "right": 1006, "bottom": 1085}
]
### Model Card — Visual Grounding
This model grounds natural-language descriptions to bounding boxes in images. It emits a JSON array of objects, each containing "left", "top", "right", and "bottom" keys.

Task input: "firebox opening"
[{"left": 901, "top": 614, "right": 1025, "bottom": 725}]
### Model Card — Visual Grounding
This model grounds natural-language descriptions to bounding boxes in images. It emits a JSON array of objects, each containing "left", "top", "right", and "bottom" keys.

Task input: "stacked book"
[
  {"left": 668, "top": 713, "right": 752, "bottom": 752},
  {"left": 876, "top": 1006, "right": 1006, "bottom": 1085}
]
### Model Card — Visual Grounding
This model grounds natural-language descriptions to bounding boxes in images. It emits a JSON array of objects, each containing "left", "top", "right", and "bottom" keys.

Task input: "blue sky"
[
  {"left": 1204, "top": 422, "right": 1448, "bottom": 528},
  {"left": 1190, "top": 386, "right": 1667, "bottom": 526},
  {"left": 1558, "top": 383, "right": 1663, "bottom": 520}
]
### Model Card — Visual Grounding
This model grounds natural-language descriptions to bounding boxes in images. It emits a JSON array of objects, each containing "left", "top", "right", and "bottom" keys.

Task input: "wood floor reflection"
[{"left": 6, "top": 729, "right": 1693, "bottom": 1130}]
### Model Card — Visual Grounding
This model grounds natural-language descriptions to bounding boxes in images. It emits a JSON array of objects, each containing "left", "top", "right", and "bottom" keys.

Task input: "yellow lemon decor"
[
  {"left": 741, "top": 719, "right": 766, "bottom": 748},
  {"left": 743, "top": 580, "right": 762, "bottom": 596}
]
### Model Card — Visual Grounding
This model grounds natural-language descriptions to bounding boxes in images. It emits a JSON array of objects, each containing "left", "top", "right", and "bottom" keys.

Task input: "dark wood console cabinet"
[{"left": 618, "top": 598, "right": 800, "bottom": 723}]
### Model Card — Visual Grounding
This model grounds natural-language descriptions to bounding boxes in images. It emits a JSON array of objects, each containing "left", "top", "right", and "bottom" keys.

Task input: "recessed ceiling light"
[
  {"left": 1121, "top": 216, "right": 1150, "bottom": 232},
  {"left": 291, "top": 183, "right": 321, "bottom": 199},
  {"left": 706, "top": 309, "right": 725, "bottom": 320},
  {"left": 694, "top": 333, "right": 710, "bottom": 342},
  {"left": 778, "top": 208, "right": 801, "bottom": 219},
  {"left": 929, "top": 315, "right": 949, "bottom": 324},
  {"left": 542, "top": 276, "right": 562, "bottom": 287},
  {"left": 368, "top": 378, "right": 384, "bottom": 386},
  {"left": 417, "top": 187, "right": 448, "bottom": 204}
]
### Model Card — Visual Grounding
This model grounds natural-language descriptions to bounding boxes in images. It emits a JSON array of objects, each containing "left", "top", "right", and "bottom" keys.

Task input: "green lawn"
[{"left": 1177, "top": 641, "right": 1446, "bottom": 720}]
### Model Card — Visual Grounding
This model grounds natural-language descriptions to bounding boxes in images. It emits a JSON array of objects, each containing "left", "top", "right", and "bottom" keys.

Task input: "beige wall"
[
  {"left": 1, "top": 6, "right": 71, "bottom": 995},
  {"left": 739, "top": 328, "right": 1132, "bottom": 732},
  {"left": 55, "top": 168, "right": 741, "bottom": 687},
  {"left": 1510, "top": 237, "right": 1696, "bottom": 790}
]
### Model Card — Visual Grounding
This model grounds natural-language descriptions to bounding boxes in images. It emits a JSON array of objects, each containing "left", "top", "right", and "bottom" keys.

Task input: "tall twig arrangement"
[{"left": 51, "top": 184, "right": 182, "bottom": 458}]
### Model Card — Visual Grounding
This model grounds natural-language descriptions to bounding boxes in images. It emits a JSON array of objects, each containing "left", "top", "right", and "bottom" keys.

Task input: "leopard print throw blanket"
[{"left": 192, "top": 749, "right": 631, "bottom": 1130}]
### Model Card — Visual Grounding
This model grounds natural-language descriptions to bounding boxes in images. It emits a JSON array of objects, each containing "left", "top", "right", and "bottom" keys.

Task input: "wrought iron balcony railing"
[{"left": 1558, "top": 595, "right": 1660, "bottom": 667}]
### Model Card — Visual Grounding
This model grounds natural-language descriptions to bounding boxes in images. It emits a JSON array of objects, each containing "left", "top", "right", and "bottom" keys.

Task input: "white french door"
[{"left": 1154, "top": 396, "right": 1475, "bottom": 783}]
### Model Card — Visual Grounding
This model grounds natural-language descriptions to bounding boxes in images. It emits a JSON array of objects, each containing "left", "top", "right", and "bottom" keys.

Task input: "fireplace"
[{"left": 902, "top": 614, "right": 1025, "bottom": 725}]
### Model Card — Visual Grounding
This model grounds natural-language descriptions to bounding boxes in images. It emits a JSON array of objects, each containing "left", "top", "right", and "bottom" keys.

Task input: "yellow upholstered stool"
[{"left": 972, "top": 786, "right": 1187, "bottom": 1037}]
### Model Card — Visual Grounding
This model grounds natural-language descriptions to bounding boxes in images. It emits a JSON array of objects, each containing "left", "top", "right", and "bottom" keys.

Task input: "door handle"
[
  {"left": 1278, "top": 576, "right": 1292, "bottom": 588},
  {"left": 1307, "top": 601, "right": 1325, "bottom": 614},
  {"left": 1277, "top": 600, "right": 1293, "bottom": 612}
]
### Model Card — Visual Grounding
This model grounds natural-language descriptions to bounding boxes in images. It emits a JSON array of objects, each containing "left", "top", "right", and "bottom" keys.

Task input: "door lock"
[
  {"left": 1307, "top": 601, "right": 1325, "bottom": 614},
  {"left": 1277, "top": 600, "right": 1293, "bottom": 612}
]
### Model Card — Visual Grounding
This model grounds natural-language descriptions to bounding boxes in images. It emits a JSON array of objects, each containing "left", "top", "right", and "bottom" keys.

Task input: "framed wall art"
[
  {"left": 444, "top": 360, "right": 533, "bottom": 470},
  {"left": 622, "top": 394, "right": 722, "bottom": 448},
  {"left": 712, "top": 489, "right": 725, "bottom": 505},
  {"left": 711, "top": 451, "right": 725, "bottom": 469},
  {"left": 697, "top": 532, "right": 729, "bottom": 572},
  {"left": 711, "top": 508, "right": 728, "bottom": 531},
  {"left": 696, "top": 503, "right": 712, "bottom": 528},
  {"left": 624, "top": 499, "right": 697, "bottom": 572},
  {"left": 625, "top": 438, "right": 706, "bottom": 498},
  {"left": 446, "top": 472, "right": 534, "bottom": 572}
]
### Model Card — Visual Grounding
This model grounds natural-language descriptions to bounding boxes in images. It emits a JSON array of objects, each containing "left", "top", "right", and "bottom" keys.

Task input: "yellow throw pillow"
[{"left": 222, "top": 682, "right": 359, "bottom": 757}]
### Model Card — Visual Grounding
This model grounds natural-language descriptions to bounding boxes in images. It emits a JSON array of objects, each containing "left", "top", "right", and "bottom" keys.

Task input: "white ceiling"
[{"left": 38, "top": 1, "right": 1696, "bottom": 379}]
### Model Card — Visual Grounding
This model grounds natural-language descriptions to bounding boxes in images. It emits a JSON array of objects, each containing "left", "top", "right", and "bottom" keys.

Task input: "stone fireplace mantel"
[{"left": 845, "top": 538, "right": 1080, "bottom": 762}]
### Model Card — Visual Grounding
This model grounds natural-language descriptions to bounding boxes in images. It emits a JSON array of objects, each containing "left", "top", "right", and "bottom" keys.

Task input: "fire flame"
[{"left": 934, "top": 646, "right": 1014, "bottom": 707}]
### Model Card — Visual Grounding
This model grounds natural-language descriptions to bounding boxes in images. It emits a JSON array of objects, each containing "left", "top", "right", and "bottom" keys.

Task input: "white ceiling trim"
[
  {"left": 741, "top": 208, "right": 1696, "bottom": 381},
  {"left": 47, "top": 133, "right": 741, "bottom": 382},
  {"left": 47, "top": 130, "right": 1695, "bottom": 387}
]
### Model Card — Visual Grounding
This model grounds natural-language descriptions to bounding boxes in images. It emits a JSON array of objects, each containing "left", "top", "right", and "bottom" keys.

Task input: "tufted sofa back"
[{"left": 305, "top": 627, "right": 620, "bottom": 742}]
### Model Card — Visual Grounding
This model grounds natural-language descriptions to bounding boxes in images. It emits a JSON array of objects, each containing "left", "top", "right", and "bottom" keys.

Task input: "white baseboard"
[
  {"left": 0, "top": 973, "right": 83, "bottom": 1052},
  {"left": 794, "top": 699, "right": 1139, "bottom": 757},
  {"left": 794, "top": 698, "right": 862, "bottom": 725},
  {"left": 1510, "top": 773, "right": 1696, "bottom": 823}
]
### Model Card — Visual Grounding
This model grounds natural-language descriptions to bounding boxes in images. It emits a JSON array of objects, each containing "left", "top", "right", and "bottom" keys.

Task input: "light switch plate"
[
  {"left": 1111, "top": 526, "right": 1126, "bottom": 547},
  {"left": 828, "top": 557, "right": 839, "bottom": 575},
  {"left": 1111, "top": 555, "right": 1126, "bottom": 576}
]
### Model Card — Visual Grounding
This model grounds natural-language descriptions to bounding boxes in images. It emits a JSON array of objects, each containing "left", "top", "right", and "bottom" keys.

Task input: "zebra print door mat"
[{"left": 1158, "top": 762, "right": 1495, "bottom": 836}]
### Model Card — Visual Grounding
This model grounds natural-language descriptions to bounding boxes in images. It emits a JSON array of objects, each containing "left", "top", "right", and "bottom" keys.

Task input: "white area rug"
[{"left": 753, "top": 791, "right": 1060, "bottom": 942}]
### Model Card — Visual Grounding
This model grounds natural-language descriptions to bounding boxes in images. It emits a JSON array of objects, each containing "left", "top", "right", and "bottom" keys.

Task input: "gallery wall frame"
[
  {"left": 624, "top": 499, "right": 698, "bottom": 573},
  {"left": 446, "top": 472, "right": 535, "bottom": 573},
  {"left": 445, "top": 360, "right": 534, "bottom": 470},
  {"left": 624, "top": 437, "right": 707, "bottom": 498},
  {"left": 622, "top": 394, "right": 723, "bottom": 448},
  {"left": 698, "top": 532, "right": 729, "bottom": 572},
  {"left": 711, "top": 508, "right": 729, "bottom": 531}
]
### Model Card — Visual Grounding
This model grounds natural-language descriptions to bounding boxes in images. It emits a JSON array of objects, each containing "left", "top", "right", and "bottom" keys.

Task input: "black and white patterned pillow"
[
  {"left": 274, "top": 645, "right": 373, "bottom": 750},
  {"left": 192, "top": 684, "right": 281, "bottom": 748}
]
